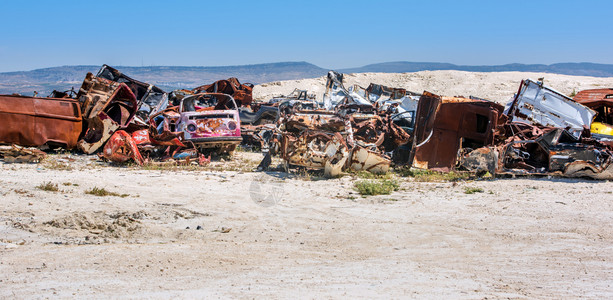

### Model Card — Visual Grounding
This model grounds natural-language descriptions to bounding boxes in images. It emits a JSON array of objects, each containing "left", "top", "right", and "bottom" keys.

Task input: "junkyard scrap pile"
[{"left": 1, "top": 66, "right": 613, "bottom": 179}]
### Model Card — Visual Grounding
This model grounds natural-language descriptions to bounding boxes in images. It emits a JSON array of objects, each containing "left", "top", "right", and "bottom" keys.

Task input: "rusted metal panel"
[
  {"left": 0, "top": 95, "right": 82, "bottom": 149},
  {"left": 281, "top": 130, "right": 350, "bottom": 176},
  {"left": 192, "top": 78, "right": 254, "bottom": 107},
  {"left": 102, "top": 130, "right": 144, "bottom": 165},
  {"left": 283, "top": 111, "right": 346, "bottom": 132},
  {"left": 96, "top": 65, "right": 168, "bottom": 121},
  {"left": 458, "top": 147, "right": 498, "bottom": 174},
  {"left": 410, "top": 92, "right": 440, "bottom": 169},
  {"left": 76, "top": 73, "right": 138, "bottom": 153},
  {"left": 573, "top": 89, "right": 613, "bottom": 134},
  {"left": 573, "top": 88, "right": 613, "bottom": 103},
  {"left": 410, "top": 92, "right": 504, "bottom": 171},
  {"left": 275, "top": 105, "right": 397, "bottom": 176},
  {"left": 349, "top": 146, "right": 390, "bottom": 174},
  {"left": 77, "top": 73, "right": 138, "bottom": 127},
  {"left": 323, "top": 134, "right": 350, "bottom": 177},
  {"left": 78, "top": 112, "right": 121, "bottom": 154}
]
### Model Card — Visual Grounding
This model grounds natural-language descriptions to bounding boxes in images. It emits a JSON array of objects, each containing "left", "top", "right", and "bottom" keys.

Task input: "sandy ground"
[
  {"left": 1, "top": 151, "right": 613, "bottom": 299},
  {"left": 254, "top": 70, "right": 613, "bottom": 104}
]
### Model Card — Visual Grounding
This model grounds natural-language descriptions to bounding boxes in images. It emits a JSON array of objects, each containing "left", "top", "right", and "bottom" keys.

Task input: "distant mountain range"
[
  {"left": 1, "top": 61, "right": 612, "bottom": 96},
  {"left": 339, "top": 62, "right": 613, "bottom": 77}
]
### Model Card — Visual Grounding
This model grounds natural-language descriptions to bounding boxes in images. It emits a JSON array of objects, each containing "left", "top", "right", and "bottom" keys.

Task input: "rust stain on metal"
[
  {"left": 0, "top": 95, "right": 82, "bottom": 149},
  {"left": 102, "top": 130, "right": 145, "bottom": 165},
  {"left": 192, "top": 78, "right": 254, "bottom": 107},
  {"left": 410, "top": 92, "right": 504, "bottom": 171}
]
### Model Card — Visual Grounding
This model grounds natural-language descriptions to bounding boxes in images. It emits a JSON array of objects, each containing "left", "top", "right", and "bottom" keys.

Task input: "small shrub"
[
  {"left": 355, "top": 179, "right": 399, "bottom": 196},
  {"left": 36, "top": 182, "right": 59, "bottom": 192},
  {"left": 42, "top": 159, "right": 73, "bottom": 171},
  {"left": 14, "top": 189, "right": 29, "bottom": 194},
  {"left": 395, "top": 167, "right": 472, "bottom": 182},
  {"left": 353, "top": 170, "right": 394, "bottom": 180},
  {"left": 85, "top": 187, "right": 128, "bottom": 197},
  {"left": 464, "top": 187, "right": 484, "bottom": 194}
]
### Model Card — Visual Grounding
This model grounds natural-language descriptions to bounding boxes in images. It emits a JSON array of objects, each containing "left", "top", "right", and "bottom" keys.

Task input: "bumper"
[{"left": 186, "top": 136, "right": 243, "bottom": 148}]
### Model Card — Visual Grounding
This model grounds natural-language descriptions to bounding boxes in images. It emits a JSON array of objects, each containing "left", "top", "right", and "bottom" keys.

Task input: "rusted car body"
[
  {"left": 461, "top": 123, "right": 613, "bottom": 179},
  {"left": 275, "top": 108, "right": 396, "bottom": 176},
  {"left": 409, "top": 92, "right": 505, "bottom": 171},
  {"left": 324, "top": 72, "right": 418, "bottom": 138},
  {"left": 0, "top": 95, "right": 82, "bottom": 149},
  {"left": 506, "top": 79, "right": 595, "bottom": 138},
  {"left": 499, "top": 126, "right": 613, "bottom": 178},
  {"left": 76, "top": 73, "right": 138, "bottom": 154},
  {"left": 240, "top": 89, "right": 318, "bottom": 151},
  {"left": 152, "top": 93, "right": 242, "bottom": 154},
  {"left": 281, "top": 130, "right": 351, "bottom": 176},
  {"left": 96, "top": 65, "right": 168, "bottom": 122},
  {"left": 192, "top": 78, "right": 254, "bottom": 107},
  {"left": 405, "top": 84, "right": 613, "bottom": 180}
]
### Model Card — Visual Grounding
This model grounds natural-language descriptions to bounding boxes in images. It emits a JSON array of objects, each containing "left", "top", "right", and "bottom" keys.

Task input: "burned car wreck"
[
  {"left": 256, "top": 71, "right": 411, "bottom": 177},
  {"left": 248, "top": 71, "right": 613, "bottom": 180},
  {"left": 1, "top": 64, "right": 612, "bottom": 180},
  {"left": 77, "top": 72, "right": 138, "bottom": 154},
  {"left": 96, "top": 64, "right": 168, "bottom": 123},
  {"left": 420, "top": 79, "right": 613, "bottom": 180},
  {"left": 271, "top": 109, "right": 403, "bottom": 177},
  {"left": 0, "top": 65, "right": 249, "bottom": 165},
  {"left": 151, "top": 93, "right": 242, "bottom": 155},
  {"left": 408, "top": 92, "right": 505, "bottom": 172}
]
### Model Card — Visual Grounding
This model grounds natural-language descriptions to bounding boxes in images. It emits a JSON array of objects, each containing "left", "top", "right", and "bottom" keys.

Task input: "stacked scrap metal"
[
  {"left": 0, "top": 65, "right": 246, "bottom": 165},
  {"left": 1, "top": 66, "right": 612, "bottom": 179}
]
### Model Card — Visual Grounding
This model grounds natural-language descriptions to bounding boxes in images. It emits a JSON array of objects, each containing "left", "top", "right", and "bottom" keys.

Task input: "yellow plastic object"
[{"left": 591, "top": 122, "right": 613, "bottom": 136}]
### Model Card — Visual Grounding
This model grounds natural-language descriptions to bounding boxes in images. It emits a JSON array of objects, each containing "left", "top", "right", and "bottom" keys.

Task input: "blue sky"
[{"left": 0, "top": 0, "right": 611, "bottom": 72}]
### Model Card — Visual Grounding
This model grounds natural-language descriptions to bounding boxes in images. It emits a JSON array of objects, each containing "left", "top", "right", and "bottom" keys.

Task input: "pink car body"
[{"left": 176, "top": 93, "right": 242, "bottom": 154}]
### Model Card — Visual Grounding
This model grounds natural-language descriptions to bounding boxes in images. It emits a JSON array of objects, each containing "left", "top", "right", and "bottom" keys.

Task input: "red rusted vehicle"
[{"left": 0, "top": 95, "right": 82, "bottom": 149}]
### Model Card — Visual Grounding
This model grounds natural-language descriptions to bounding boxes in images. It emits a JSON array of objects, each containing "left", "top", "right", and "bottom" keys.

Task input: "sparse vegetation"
[
  {"left": 294, "top": 167, "right": 326, "bottom": 181},
  {"left": 137, "top": 154, "right": 260, "bottom": 173},
  {"left": 85, "top": 187, "right": 129, "bottom": 198},
  {"left": 36, "top": 182, "right": 59, "bottom": 192},
  {"left": 395, "top": 167, "right": 472, "bottom": 182},
  {"left": 41, "top": 158, "right": 73, "bottom": 171},
  {"left": 13, "top": 189, "right": 29, "bottom": 194},
  {"left": 355, "top": 179, "right": 399, "bottom": 196},
  {"left": 464, "top": 187, "right": 484, "bottom": 194},
  {"left": 353, "top": 170, "right": 394, "bottom": 180}
]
